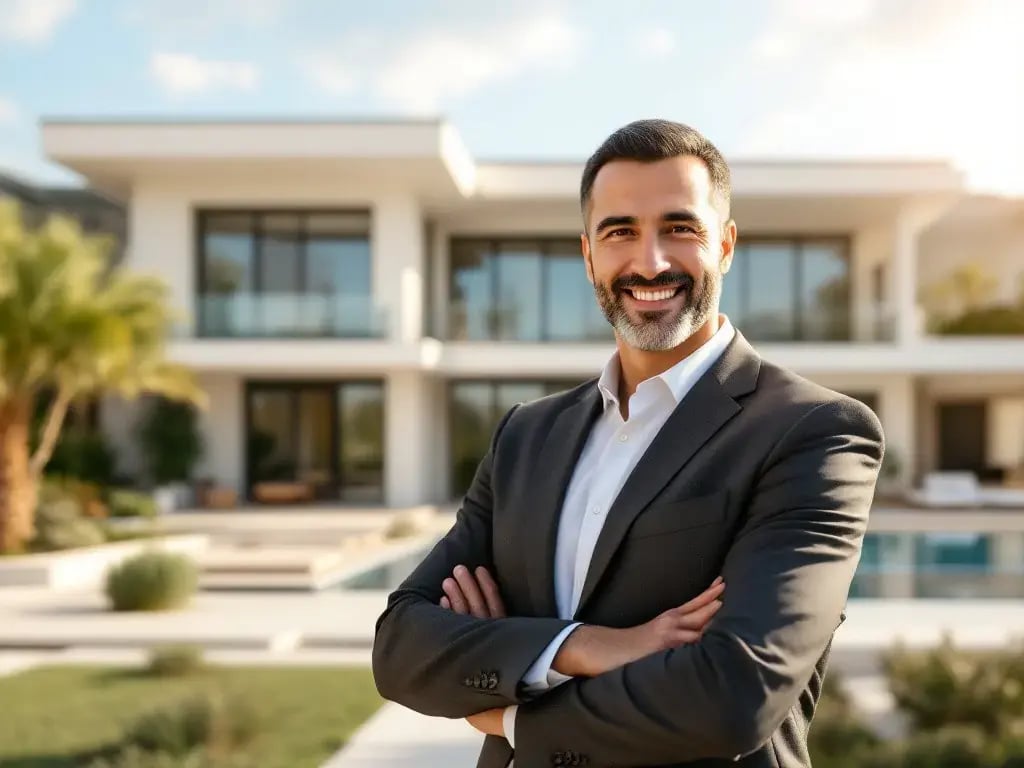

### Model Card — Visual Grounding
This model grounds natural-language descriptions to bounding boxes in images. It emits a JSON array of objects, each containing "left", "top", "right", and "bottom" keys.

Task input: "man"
[{"left": 372, "top": 119, "right": 884, "bottom": 767}]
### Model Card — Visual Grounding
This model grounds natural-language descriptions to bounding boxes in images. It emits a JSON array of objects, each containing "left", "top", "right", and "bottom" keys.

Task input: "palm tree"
[{"left": 0, "top": 201, "right": 205, "bottom": 553}]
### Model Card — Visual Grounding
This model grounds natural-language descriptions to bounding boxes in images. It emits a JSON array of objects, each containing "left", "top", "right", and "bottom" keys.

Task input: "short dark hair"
[{"left": 580, "top": 119, "right": 732, "bottom": 221}]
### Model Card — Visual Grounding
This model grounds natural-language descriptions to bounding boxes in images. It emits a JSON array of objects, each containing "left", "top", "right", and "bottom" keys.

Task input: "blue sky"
[{"left": 1, "top": 0, "right": 1022, "bottom": 192}]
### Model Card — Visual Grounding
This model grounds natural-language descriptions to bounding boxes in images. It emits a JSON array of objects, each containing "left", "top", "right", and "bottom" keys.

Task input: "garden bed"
[{"left": 0, "top": 535, "right": 208, "bottom": 590}]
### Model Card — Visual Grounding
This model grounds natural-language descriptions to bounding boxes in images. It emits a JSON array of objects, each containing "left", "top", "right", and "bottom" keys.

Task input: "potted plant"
[{"left": 135, "top": 397, "right": 204, "bottom": 512}]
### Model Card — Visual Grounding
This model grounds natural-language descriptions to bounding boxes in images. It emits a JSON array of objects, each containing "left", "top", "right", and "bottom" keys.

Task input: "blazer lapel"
[
  {"left": 525, "top": 383, "right": 602, "bottom": 617},
  {"left": 574, "top": 331, "right": 761, "bottom": 616}
]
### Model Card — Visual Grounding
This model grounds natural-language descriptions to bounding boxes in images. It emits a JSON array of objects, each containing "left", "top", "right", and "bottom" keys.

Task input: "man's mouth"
[{"left": 622, "top": 284, "right": 686, "bottom": 304}]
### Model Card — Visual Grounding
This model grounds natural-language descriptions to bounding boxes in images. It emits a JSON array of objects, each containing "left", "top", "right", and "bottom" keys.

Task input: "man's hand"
[
  {"left": 438, "top": 567, "right": 725, "bottom": 680},
  {"left": 466, "top": 707, "right": 506, "bottom": 737},
  {"left": 440, "top": 565, "right": 506, "bottom": 618},
  {"left": 552, "top": 576, "right": 725, "bottom": 678}
]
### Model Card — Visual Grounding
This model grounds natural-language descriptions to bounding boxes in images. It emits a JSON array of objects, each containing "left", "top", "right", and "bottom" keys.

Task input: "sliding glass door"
[{"left": 246, "top": 381, "right": 384, "bottom": 503}]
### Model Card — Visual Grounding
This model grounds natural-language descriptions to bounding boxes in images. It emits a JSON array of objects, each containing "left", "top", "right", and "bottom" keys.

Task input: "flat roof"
[{"left": 40, "top": 117, "right": 966, "bottom": 201}]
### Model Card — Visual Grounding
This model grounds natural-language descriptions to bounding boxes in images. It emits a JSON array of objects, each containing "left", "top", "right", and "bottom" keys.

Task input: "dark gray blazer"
[{"left": 373, "top": 330, "right": 884, "bottom": 768}]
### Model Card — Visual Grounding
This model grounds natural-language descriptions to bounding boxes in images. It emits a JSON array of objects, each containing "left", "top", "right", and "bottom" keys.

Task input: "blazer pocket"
[{"left": 627, "top": 490, "right": 728, "bottom": 540}]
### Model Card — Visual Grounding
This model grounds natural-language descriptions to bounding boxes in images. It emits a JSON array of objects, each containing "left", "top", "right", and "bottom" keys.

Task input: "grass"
[{"left": 0, "top": 665, "right": 384, "bottom": 768}]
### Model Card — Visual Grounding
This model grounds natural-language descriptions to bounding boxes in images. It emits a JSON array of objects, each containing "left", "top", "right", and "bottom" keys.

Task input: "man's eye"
[
  {"left": 671, "top": 225, "right": 696, "bottom": 234},
  {"left": 609, "top": 228, "right": 632, "bottom": 237}
]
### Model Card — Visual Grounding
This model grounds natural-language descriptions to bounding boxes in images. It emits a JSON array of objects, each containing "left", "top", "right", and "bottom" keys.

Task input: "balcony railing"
[{"left": 195, "top": 293, "right": 387, "bottom": 339}]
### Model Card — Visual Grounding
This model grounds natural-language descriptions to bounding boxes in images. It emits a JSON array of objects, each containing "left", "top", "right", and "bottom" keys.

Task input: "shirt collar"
[{"left": 597, "top": 315, "right": 736, "bottom": 411}]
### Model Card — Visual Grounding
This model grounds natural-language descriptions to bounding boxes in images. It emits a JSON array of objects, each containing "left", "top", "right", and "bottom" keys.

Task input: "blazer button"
[
  {"left": 487, "top": 672, "right": 499, "bottom": 689},
  {"left": 552, "top": 753, "right": 564, "bottom": 766},
  {"left": 463, "top": 677, "right": 473, "bottom": 687}
]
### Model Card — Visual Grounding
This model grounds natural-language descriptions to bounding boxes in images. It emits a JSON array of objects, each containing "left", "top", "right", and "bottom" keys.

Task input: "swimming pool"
[{"left": 338, "top": 531, "right": 1024, "bottom": 599}]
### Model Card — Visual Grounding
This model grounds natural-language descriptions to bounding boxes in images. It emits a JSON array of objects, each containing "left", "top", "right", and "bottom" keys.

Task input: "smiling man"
[{"left": 372, "top": 119, "right": 885, "bottom": 768}]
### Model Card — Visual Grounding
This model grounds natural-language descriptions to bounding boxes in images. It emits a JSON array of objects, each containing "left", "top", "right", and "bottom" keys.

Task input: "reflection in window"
[
  {"left": 722, "top": 238, "right": 850, "bottom": 342},
  {"left": 197, "top": 210, "right": 372, "bottom": 337},
  {"left": 450, "top": 242, "right": 494, "bottom": 341},
  {"left": 449, "top": 379, "right": 587, "bottom": 497},
  {"left": 495, "top": 243, "right": 543, "bottom": 341},
  {"left": 448, "top": 238, "right": 611, "bottom": 343},
  {"left": 801, "top": 243, "right": 851, "bottom": 340},
  {"left": 746, "top": 242, "right": 796, "bottom": 341}
]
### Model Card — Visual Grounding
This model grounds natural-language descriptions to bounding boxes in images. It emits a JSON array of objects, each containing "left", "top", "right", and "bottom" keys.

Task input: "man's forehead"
[{"left": 588, "top": 156, "right": 714, "bottom": 217}]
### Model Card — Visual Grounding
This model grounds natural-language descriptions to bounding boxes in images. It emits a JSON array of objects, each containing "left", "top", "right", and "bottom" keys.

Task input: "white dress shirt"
[{"left": 503, "top": 316, "right": 736, "bottom": 748}]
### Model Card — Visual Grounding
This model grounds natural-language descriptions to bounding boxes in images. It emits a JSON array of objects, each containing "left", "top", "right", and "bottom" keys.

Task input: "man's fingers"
[
  {"left": 672, "top": 629, "right": 701, "bottom": 645},
  {"left": 443, "top": 577, "right": 470, "bottom": 614},
  {"left": 676, "top": 579, "right": 725, "bottom": 615},
  {"left": 677, "top": 599, "right": 723, "bottom": 630},
  {"left": 440, "top": 596, "right": 451, "bottom": 610},
  {"left": 453, "top": 566, "right": 489, "bottom": 618},
  {"left": 475, "top": 567, "right": 506, "bottom": 618}
]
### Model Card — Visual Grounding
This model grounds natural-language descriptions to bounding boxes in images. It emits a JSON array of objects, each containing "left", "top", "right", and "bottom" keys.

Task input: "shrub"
[
  {"left": 105, "top": 551, "right": 198, "bottom": 611},
  {"left": 808, "top": 671, "right": 881, "bottom": 768},
  {"left": 107, "top": 489, "right": 158, "bottom": 519},
  {"left": 883, "top": 636, "right": 1024, "bottom": 738},
  {"left": 384, "top": 511, "right": 425, "bottom": 539},
  {"left": 146, "top": 644, "right": 206, "bottom": 677},
  {"left": 938, "top": 306, "right": 1024, "bottom": 336},
  {"left": 122, "top": 690, "right": 258, "bottom": 758},
  {"left": 896, "top": 725, "right": 996, "bottom": 768},
  {"left": 136, "top": 397, "right": 204, "bottom": 486},
  {"left": 85, "top": 745, "right": 205, "bottom": 768},
  {"left": 44, "top": 431, "right": 117, "bottom": 487},
  {"left": 32, "top": 493, "right": 105, "bottom": 551}
]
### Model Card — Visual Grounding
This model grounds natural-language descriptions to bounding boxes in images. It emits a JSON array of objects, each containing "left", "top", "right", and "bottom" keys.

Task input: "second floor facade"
[{"left": 41, "top": 118, "right": 1024, "bottom": 376}]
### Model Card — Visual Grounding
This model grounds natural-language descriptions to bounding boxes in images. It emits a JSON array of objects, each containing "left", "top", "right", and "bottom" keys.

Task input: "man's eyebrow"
[
  {"left": 595, "top": 215, "right": 637, "bottom": 234},
  {"left": 662, "top": 210, "right": 704, "bottom": 227}
]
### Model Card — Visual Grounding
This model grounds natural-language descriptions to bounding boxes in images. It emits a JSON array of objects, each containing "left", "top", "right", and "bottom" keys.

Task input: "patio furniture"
[{"left": 905, "top": 471, "right": 981, "bottom": 507}]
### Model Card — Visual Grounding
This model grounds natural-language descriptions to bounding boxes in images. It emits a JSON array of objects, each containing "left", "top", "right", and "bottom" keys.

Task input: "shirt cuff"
[
  {"left": 503, "top": 705, "right": 518, "bottom": 748},
  {"left": 519, "top": 622, "right": 581, "bottom": 693}
]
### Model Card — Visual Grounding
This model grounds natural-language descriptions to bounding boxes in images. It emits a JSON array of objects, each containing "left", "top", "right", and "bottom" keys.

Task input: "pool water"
[{"left": 339, "top": 532, "right": 1024, "bottom": 599}]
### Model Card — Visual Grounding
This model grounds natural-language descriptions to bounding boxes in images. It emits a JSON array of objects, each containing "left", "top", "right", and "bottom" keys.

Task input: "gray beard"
[{"left": 595, "top": 270, "right": 720, "bottom": 352}]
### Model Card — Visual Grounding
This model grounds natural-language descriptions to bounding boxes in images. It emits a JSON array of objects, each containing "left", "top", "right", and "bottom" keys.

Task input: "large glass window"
[
  {"left": 449, "top": 380, "right": 585, "bottom": 497},
  {"left": 246, "top": 381, "right": 384, "bottom": 503},
  {"left": 721, "top": 238, "right": 851, "bottom": 342},
  {"left": 198, "top": 210, "right": 374, "bottom": 338},
  {"left": 448, "top": 238, "right": 611, "bottom": 342}
]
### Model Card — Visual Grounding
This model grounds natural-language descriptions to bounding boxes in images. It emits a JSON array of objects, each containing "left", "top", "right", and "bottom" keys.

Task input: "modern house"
[{"left": 38, "top": 119, "right": 1024, "bottom": 513}]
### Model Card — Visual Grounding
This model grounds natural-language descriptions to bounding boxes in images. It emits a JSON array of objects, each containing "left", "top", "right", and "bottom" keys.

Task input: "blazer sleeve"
[
  {"left": 372, "top": 403, "right": 575, "bottom": 718},
  {"left": 510, "top": 397, "right": 884, "bottom": 765}
]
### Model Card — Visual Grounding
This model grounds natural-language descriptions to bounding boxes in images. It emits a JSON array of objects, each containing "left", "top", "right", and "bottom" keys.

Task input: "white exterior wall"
[
  {"left": 129, "top": 173, "right": 427, "bottom": 342},
  {"left": 197, "top": 374, "right": 244, "bottom": 494},
  {"left": 919, "top": 219, "right": 1024, "bottom": 305}
]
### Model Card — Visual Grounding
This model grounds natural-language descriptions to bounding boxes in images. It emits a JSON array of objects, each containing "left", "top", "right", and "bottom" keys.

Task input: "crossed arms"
[{"left": 371, "top": 398, "right": 884, "bottom": 765}]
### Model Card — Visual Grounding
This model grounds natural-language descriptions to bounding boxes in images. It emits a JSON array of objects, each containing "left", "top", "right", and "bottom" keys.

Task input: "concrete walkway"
[{"left": 323, "top": 704, "right": 483, "bottom": 768}]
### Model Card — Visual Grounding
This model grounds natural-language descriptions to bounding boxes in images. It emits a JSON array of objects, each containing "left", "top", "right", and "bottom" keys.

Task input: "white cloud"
[
  {"left": 304, "top": 10, "right": 581, "bottom": 113},
  {"left": 740, "top": 0, "right": 1024, "bottom": 194},
  {"left": 0, "top": 0, "right": 77, "bottom": 43},
  {"left": 151, "top": 52, "right": 260, "bottom": 95},
  {"left": 0, "top": 97, "right": 19, "bottom": 123},
  {"left": 636, "top": 29, "right": 675, "bottom": 58},
  {"left": 124, "top": 0, "right": 283, "bottom": 33},
  {"left": 300, "top": 53, "right": 357, "bottom": 95}
]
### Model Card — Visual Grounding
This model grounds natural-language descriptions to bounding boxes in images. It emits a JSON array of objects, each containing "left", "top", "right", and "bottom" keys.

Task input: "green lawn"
[{"left": 0, "top": 665, "right": 384, "bottom": 768}]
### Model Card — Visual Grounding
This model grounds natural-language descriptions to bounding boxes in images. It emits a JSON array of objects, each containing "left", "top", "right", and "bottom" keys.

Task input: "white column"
[
  {"left": 371, "top": 195, "right": 424, "bottom": 343},
  {"left": 385, "top": 371, "right": 433, "bottom": 507},
  {"left": 891, "top": 215, "right": 920, "bottom": 346},
  {"left": 130, "top": 181, "right": 193, "bottom": 336},
  {"left": 197, "top": 374, "right": 244, "bottom": 495},
  {"left": 878, "top": 375, "right": 916, "bottom": 491}
]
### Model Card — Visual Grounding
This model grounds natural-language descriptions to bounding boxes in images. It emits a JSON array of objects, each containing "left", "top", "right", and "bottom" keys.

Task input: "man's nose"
[{"left": 633, "top": 234, "right": 673, "bottom": 279}]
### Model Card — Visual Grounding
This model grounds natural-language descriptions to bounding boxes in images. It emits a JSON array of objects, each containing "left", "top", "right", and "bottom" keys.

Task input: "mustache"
[{"left": 612, "top": 272, "right": 695, "bottom": 293}]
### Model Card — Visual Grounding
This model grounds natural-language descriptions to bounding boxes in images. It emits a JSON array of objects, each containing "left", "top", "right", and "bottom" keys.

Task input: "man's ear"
[
  {"left": 719, "top": 219, "right": 737, "bottom": 274},
  {"left": 581, "top": 233, "right": 594, "bottom": 285}
]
